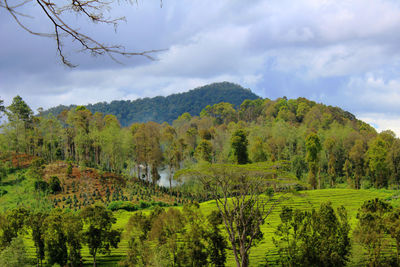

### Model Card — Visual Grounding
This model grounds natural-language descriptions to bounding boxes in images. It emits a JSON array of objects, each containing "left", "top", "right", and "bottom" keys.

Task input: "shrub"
[
  {"left": 0, "top": 189, "right": 7, "bottom": 196},
  {"left": 34, "top": 180, "right": 49, "bottom": 192},
  {"left": 108, "top": 201, "right": 138, "bottom": 212},
  {"left": 49, "top": 176, "right": 62, "bottom": 194}
]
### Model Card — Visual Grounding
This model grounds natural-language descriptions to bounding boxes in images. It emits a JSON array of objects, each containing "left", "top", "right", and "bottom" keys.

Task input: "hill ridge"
[{"left": 42, "top": 81, "right": 260, "bottom": 126}]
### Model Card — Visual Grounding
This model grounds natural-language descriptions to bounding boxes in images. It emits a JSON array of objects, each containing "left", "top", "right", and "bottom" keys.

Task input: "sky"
[{"left": 2, "top": 0, "right": 400, "bottom": 135}]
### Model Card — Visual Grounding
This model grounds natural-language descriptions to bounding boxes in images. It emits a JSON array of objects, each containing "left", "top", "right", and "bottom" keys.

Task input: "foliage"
[
  {"left": 0, "top": 237, "right": 30, "bottom": 267},
  {"left": 28, "top": 211, "right": 47, "bottom": 266},
  {"left": 305, "top": 133, "right": 322, "bottom": 189},
  {"left": 63, "top": 212, "right": 83, "bottom": 266},
  {"left": 272, "top": 202, "right": 351, "bottom": 266},
  {"left": 123, "top": 203, "right": 227, "bottom": 266},
  {"left": 43, "top": 209, "right": 68, "bottom": 266},
  {"left": 0, "top": 207, "right": 29, "bottom": 247},
  {"left": 43, "top": 82, "right": 260, "bottom": 126},
  {"left": 354, "top": 198, "right": 393, "bottom": 266},
  {"left": 81, "top": 205, "right": 122, "bottom": 266},
  {"left": 49, "top": 176, "right": 62, "bottom": 194},
  {"left": 207, "top": 210, "right": 228, "bottom": 266},
  {"left": 230, "top": 128, "right": 250, "bottom": 164},
  {"left": 184, "top": 163, "right": 284, "bottom": 267}
]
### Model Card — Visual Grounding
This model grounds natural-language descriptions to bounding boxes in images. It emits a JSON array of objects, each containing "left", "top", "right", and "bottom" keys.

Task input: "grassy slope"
[{"left": 23, "top": 188, "right": 392, "bottom": 266}]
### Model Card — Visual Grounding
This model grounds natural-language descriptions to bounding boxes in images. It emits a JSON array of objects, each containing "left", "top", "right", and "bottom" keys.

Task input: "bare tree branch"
[{"left": 1, "top": 0, "right": 164, "bottom": 67}]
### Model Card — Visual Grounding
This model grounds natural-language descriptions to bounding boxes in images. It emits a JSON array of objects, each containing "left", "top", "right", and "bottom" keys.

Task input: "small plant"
[
  {"left": 49, "top": 176, "right": 62, "bottom": 194},
  {"left": 66, "top": 161, "right": 73, "bottom": 177}
]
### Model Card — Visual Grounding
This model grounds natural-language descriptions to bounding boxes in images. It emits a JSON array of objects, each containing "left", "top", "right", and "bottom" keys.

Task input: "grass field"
[{"left": 22, "top": 188, "right": 399, "bottom": 266}]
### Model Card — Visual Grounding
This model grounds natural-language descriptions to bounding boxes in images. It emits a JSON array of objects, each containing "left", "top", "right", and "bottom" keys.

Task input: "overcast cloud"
[{"left": 1, "top": 0, "right": 400, "bottom": 135}]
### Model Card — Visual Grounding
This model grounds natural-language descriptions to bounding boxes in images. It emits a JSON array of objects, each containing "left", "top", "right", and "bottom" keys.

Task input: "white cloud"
[
  {"left": 3, "top": 0, "right": 400, "bottom": 135},
  {"left": 359, "top": 113, "right": 400, "bottom": 137}
]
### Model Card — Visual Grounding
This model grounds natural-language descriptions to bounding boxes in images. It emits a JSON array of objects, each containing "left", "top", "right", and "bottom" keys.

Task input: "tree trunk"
[
  {"left": 93, "top": 252, "right": 97, "bottom": 267},
  {"left": 240, "top": 249, "right": 249, "bottom": 267},
  {"left": 169, "top": 165, "right": 172, "bottom": 192},
  {"left": 145, "top": 163, "right": 149, "bottom": 183}
]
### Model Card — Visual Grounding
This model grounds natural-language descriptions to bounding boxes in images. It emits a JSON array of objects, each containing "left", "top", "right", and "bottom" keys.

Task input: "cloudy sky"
[{"left": 2, "top": 0, "right": 400, "bottom": 134}]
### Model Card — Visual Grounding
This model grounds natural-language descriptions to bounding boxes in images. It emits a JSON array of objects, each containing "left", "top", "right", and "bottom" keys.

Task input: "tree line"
[
  {"left": 0, "top": 205, "right": 121, "bottom": 267},
  {"left": 42, "top": 82, "right": 260, "bottom": 126},
  {"left": 2, "top": 94, "right": 400, "bottom": 190},
  {"left": 2, "top": 196, "right": 400, "bottom": 266}
]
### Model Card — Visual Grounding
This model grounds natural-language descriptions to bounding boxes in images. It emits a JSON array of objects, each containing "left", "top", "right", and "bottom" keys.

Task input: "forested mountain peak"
[{"left": 42, "top": 81, "right": 260, "bottom": 126}]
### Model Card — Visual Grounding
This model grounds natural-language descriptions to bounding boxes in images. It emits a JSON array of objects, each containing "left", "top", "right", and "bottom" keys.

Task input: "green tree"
[
  {"left": 133, "top": 122, "right": 163, "bottom": 183},
  {"left": 28, "top": 212, "right": 47, "bottom": 267},
  {"left": 200, "top": 102, "right": 237, "bottom": 125},
  {"left": 272, "top": 202, "right": 351, "bottom": 267},
  {"left": 63, "top": 212, "right": 83, "bottom": 266},
  {"left": 49, "top": 176, "right": 62, "bottom": 194},
  {"left": 5, "top": 95, "right": 33, "bottom": 156},
  {"left": 305, "top": 133, "right": 321, "bottom": 189},
  {"left": 185, "top": 164, "right": 283, "bottom": 267},
  {"left": 324, "top": 137, "right": 337, "bottom": 187},
  {"left": 291, "top": 155, "right": 307, "bottom": 179},
  {"left": 207, "top": 210, "right": 227, "bottom": 267},
  {"left": 349, "top": 139, "right": 366, "bottom": 189},
  {"left": 180, "top": 203, "right": 208, "bottom": 266},
  {"left": 44, "top": 209, "right": 68, "bottom": 266},
  {"left": 367, "top": 137, "right": 389, "bottom": 188},
  {"left": 164, "top": 138, "right": 185, "bottom": 190},
  {"left": 230, "top": 129, "right": 249, "bottom": 164},
  {"left": 385, "top": 207, "right": 400, "bottom": 265},
  {"left": 195, "top": 139, "right": 213, "bottom": 163},
  {"left": 0, "top": 207, "right": 29, "bottom": 248},
  {"left": 354, "top": 198, "right": 392, "bottom": 266},
  {"left": 81, "top": 205, "right": 122, "bottom": 267},
  {"left": 0, "top": 237, "right": 30, "bottom": 267},
  {"left": 387, "top": 139, "right": 400, "bottom": 188},
  {"left": 249, "top": 136, "right": 268, "bottom": 163}
]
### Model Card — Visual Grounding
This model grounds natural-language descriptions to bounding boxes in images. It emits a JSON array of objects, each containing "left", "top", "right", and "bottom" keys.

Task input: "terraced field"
[{"left": 23, "top": 188, "right": 398, "bottom": 266}]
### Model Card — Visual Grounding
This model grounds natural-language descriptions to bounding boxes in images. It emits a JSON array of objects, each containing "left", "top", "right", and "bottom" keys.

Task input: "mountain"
[{"left": 42, "top": 82, "right": 260, "bottom": 126}]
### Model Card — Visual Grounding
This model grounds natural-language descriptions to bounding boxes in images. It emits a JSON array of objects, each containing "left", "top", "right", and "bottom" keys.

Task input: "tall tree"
[
  {"left": 387, "top": 139, "right": 400, "bottom": 188},
  {"left": 272, "top": 202, "right": 351, "bottom": 267},
  {"left": 230, "top": 128, "right": 249, "bottom": 164},
  {"left": 44, "top": 209, "right": 68, "bottom": 266},
  {"left": 133, "top": 122, "right": 163, "bottom": 183},
  {"left": 5, "top": 95, "right": 33, "bottom": 155},
  {"left": 180, "top": 164, "right": 286, "bottom": 267},
  {"left": 195, "top": 139, "right": 213, "bottom": 163},
  {"left": 206, "top": 210, "right": 227, "bottom": 267},
  {"left": 0, "top": 207, "right": 29, "bottom": 248},
  {"left": 367, "top": 137, "right": 389, "bottom": 188},
  {"left": 28, "top": 212, "right": 47, "bottom": 267},
  {"left": 349, "top": 139, "right": 366, "bottom": 189},
  {"left": 354, "top": 198, "right": 392, "bottom": 266},
  {"left": 63, "top": 212, "right": 83, "bottom": 266},
  {"left": 305, "top": 133, "right": 321, "bottom": 189},
  {"left": 81, "top": 205, "right": 122, "bottom": 267}
]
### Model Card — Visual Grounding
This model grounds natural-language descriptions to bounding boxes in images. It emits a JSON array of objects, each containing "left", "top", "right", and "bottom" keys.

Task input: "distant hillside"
[{"left": 43, "top": 82, "right": 260, "bottom": 126}]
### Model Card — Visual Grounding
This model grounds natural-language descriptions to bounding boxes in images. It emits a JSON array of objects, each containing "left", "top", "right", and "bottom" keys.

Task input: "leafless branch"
[{"left": 1, "top": 0, "right": 164, "bottom": 67}]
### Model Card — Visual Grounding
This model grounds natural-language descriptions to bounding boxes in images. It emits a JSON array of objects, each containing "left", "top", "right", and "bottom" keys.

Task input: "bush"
[
  {"left": 49, "top": 176, "right": 62, "bottom": 194},
  {"left": 34, "top": 180, "right": 49, "bottom": 192},
  {"left": 108, "top": 201, "right": 138, "bottom": 212},
  {"left": 66, "top": 161, "right": 73, "bottom": 177},
  {"left": 107, "top": 201, "right": 170, "bottom": 212},
  {"left": 139, "top": 201, "right": 150, "bottom": 209},
  {"left": 31, "top": 158, "right": 45, "bottom": 168},
  {"left": 0, "top": 237, "right": 31, "bottom": 267},
  {"left": 0, "top": 189, "right": 7, "bottom": 196}
]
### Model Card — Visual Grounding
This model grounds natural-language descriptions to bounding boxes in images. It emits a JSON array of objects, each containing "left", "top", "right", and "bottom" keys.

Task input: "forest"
[
  {"left": 1, "top": 91, "right": 400, "bottom": 266},
  {"left": 41, "top": 82, "right": 260, "bottom": 126}
]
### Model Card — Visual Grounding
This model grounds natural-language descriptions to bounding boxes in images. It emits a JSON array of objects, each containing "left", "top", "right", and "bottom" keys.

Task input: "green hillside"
[
  {"left": 21, "top": 188, "right": 394, "bottom": 266},
  {"left": 42, "top": 82, "right": 260, "bottom": 126}
]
